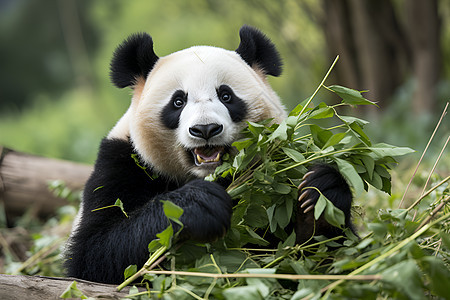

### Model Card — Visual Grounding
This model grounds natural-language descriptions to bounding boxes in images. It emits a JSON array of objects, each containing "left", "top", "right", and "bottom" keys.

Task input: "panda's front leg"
[
  {"left": 157, "top": 179, "right": 232, "bottom": 242},
  {"left": 295, "top": 164, "right": 355, "bottom": 244}
]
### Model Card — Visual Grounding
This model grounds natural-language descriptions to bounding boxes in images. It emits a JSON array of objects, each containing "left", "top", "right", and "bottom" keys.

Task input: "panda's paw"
[
  {"left": 297, "top": 164, "right": 353, "bottom": 215},
  {"left": 179, "top": 179, "right": 232, "bottom": 243},
  {"left": 297, "top": 171, "right": 317, "bottom": 214}
]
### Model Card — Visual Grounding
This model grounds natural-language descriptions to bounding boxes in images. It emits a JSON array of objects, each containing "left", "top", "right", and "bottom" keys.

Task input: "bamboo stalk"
[{"left": 141, "top": 269, "right": 381, "bottom": 281}]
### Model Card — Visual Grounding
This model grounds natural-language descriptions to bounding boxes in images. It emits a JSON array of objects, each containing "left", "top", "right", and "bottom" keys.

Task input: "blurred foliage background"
[
  {"left": 0, "top": 1, "right": 449, "bottom": 288},
  {"left": 0, "top": 0, "right": 448, "bottom": 164}
]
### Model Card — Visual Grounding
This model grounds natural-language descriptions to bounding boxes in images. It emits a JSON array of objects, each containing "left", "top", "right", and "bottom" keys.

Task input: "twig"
[
  {"left": 405, "top": 175, "right": 450, "bottom": 212},
  {"left": 295, "top": 55, "right": 340, "bottom": 125},
  {"left": 141, "top": 269, "right": 381, "bottom": 281},
  {"left": 412, "top": 134, "right": 449, "bottom": 221},
  {"left": 12, "top": 237, "right": 65, "bottom": 275},
  {"left": 117, "top": 245, "right": 168, "bottom": 291},
  {"left": 419, "top": 135, "right": 450, "bottom": 198},
  {"left": 318, "top": 212, "right": 450, "bottom": 298},
  {"left": 415, "top": 195, "right": 450, "bottom": 233},
  {"left": 399, "top": 102, "right": 448, "bottom": 208}
]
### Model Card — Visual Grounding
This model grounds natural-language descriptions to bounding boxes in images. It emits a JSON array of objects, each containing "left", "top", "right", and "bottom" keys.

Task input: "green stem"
[
  {"left": 405, "top": 175, "right": 450, "bottom": 213},
  {"left": 321, "top": 212, "right": 450, "bottom": 297},
  {"left": 263, "top": 236, "right": 343, "bottom": 269},
  {"left": 295, "top": 55, "right": 339, "bottom": 129},
  {"left": 273, "top": 147, "right": 368, "bottom": 175},
  {"left": 117, "top": 245, "right": 168, "bottom": 291}
]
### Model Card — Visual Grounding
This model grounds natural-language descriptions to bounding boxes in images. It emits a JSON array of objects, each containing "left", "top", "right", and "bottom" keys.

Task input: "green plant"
[{"left": 108, "top": 59, "right": 450, "bottom": 299}]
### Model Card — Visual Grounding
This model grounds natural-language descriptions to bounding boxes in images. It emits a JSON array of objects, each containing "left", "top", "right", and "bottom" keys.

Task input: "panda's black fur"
[{"left": 64, "top": 25, "right": 354, "bottom": 284}]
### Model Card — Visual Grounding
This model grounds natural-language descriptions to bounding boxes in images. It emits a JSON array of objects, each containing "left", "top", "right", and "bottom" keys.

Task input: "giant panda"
[{"left": 64, "top": 25, "right": 353, "bottom": 284}]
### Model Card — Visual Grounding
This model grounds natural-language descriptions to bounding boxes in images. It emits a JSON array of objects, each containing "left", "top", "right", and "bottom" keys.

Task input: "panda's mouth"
[{"left": 191, "top": 146, "right": 225, "bottom": 166}]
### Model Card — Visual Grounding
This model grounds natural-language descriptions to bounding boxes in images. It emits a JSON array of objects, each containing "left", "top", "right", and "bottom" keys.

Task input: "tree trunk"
[
  {"left": 0, "top": 274, "right": 130, "bottom": 299},
  {"left": 322, "top": 0, "right": 440, "bottom": 115},
  {"left": 0, "top": 147, "right": 92, "bottom": 225},
  {"left": 405, "top": 0, "right": 441, "bottom": 114}
]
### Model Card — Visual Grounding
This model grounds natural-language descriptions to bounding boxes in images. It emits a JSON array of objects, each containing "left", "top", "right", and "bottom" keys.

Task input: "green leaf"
[
  {"left": 381, "top": 260, "right": 424, "bottom": 300},
  {"left": 328, "top": 85, "right": 378, "bottom": 106},
  {"left": 268, "top": 119, "right": 288, "bottom": 141},
  {"left": 310, "top": 125, "right": 333, "bottom": 148},
  {"left": 60, "top": 281, "right": 87, "bottom": 299},
  {"left": 282, "top": 147, "right": 305, "bottom": 163},
  {"left": 368, "top": 143, "right": 415, "bottom": 159},
  {"left": 267, "top": 205, "right": 277, "bottom": 232},
  {"left": 245, "top": 204, "right": 269, "bottom": 228},
  {"left": 313, "top": 192, "right": 345, "bottom": 228},
  {"left": 148, "top": 239, "right": 162, "bottom": 253},
  {"left": 322, "top": 132, "right": 347, "bottom": 149},
  {"left": 440, "top": 232, "right": 450, "bottom": 250},
  {"left": 289, "top": 97, "right": 311, "bottom": 116},
  {"left": 348, "top": 122, "right": 371, "bottom": 146},
  {"left": 314, "top": 194, "right": 327, "bottom": 220},
  {"left": 156, "top": 225, "right": 174, "bottom": 248},
  {"left": 272, "top": 182, "right": 292, "bottom": 194},
  {"left": 360, "top": 155, "right": 375, "bottom": 180},
  {"left": 114, "top": 199, "right": 128, "bottom": 218},
  {"left": 323, "top": 197, "right": 345, "bottom": 228},
  {"left": 370, "top": 172, "right": 383, "bottom": 190},
  {"left": 275, "top": 203, "right": 290, "bottom": 229},
  {"left": 223, "top": 285, "right": 263, "bottom": 300},
  {"left": 285, "top": 115, "right": 299, "bottom": 127},
  {"left": 245, "top": 277, "right": 271, "bottom": 298},
  {"left": 161, "top": 200, "right": 183, "bottom": 221},
  {"left": 309, "top": 103, "right": 334, "bottom": 119},
  {"left": 420, "top": 256, "right": 450, "bottom": 299},
  {"left": 232, "top": 138, "right": 253, "bottom": 151},
  {"left": 124, "top": 265, "right": 137, "bottom": 280},
  {"left": 335, "top": 158, "right": 364, "bottom": 197},
  {"left": 339, "top": 116, "right": 370, "bottom": 126},
  {"left": 245, "top": 227, "right": 270, "bottom": 246},
  {"left": 128, "top": 286, "right": 139, "bottom": 296}
]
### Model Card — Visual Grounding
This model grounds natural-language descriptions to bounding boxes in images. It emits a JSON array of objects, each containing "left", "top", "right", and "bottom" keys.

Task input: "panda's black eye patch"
[
  {"left": 161, "top": 90, "right": 187, "bottom": 129},
  {"left": 219, "top": 91, "right": 231, "bottom": 103},
  {"left": 172, "top": 91, "right": 187, "bottom": 108},
  {"left": 217, "top": 85, "right": 247, "bottom": 122}
]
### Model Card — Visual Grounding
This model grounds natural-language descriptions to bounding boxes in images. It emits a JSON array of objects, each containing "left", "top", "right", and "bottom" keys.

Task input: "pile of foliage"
[
  {"left": 82, "top": 61, "right": 448, "bottom": 300},
  {"left": 5, "top": 59, "right": 448, "bottom": 299}
]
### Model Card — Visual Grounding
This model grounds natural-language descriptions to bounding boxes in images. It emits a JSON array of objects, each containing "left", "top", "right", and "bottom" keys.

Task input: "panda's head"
[{"left": 108, "top": 25, "right": 286, "bottom": 179}]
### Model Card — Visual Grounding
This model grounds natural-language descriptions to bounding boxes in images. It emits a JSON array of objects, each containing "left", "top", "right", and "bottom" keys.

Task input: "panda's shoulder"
[{"left": 84, "top": 138, "right": 170, "bottom": 204}]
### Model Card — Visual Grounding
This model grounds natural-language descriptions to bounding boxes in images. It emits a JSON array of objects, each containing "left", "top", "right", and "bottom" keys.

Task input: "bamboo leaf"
[
  {"left": 335, "top": 158, "right": 364, "bottom": 196},
  {"left": 282, "top": 147, "right": 305, "bottom": 162},
  {"left": 328, "top": 85, "right": 378, "bottom": 106}
]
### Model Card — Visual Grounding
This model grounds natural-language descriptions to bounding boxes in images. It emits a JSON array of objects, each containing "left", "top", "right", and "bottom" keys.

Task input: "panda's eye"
[
  {"left": 173, "top": 97, "right": 185, "bottom": 108},
  {"left": 220, "top": 92, "right": 232, "bottom": 103}
]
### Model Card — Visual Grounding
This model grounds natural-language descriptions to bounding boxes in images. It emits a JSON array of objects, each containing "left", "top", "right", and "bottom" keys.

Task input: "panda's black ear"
[
  {"left": 235, "top": 25, "right": 282, "bottom": 77},
  {"left": 110, "top": 33, "right": 159, "bottom": 89}
]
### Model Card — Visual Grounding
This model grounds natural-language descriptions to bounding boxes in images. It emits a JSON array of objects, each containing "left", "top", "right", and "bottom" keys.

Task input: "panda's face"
[
  {"left": 108, "top": 26, "right": 285, "bottom": 180},
  {"left": 128, "top": 46, "right": 285, "bottom": 179}
]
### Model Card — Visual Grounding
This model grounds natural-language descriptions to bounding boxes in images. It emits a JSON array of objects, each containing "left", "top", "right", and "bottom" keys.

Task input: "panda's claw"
[
  {"left": 303, "top": 204, "right": 315, "bottom": 214},
  {"left": 298, "top": 189, "right": 310, "bottom": 203},
  {"left": 300, "top": 198, "right": 314, "bottom": 209},
  {"left": 302, "top": 170, "right": 315, "bottom": 180},
  {"left": 297, "top": 180, "right": 308, "bottom": 191}
]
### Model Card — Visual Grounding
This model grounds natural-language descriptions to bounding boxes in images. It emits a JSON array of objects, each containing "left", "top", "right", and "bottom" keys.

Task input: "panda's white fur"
[
  {"left": 108, "top": 46, "right": 286, "bottom": 179},
  {"left": 65, "top": 26, "right": 354, "bottom": 284}
]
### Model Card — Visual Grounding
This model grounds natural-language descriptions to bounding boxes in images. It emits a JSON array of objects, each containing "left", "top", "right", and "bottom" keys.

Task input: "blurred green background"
[{"left": 0, "top": 0, "right": 449, "bottom": 164}]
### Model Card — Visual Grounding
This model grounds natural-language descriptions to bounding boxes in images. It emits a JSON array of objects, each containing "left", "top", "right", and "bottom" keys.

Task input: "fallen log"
[
  {"left": 0, "top": 147, "right": 92, "bottom": 223},
  {"left": 0, "top": 274, "right": 131, "bottom": 299}
]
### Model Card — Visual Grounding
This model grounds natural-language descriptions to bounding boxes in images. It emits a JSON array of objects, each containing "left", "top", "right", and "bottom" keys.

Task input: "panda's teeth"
[
  {"left": 196, "top": 153, "right": 220, "bottom": 163},
  {"left": 213, "top": 152, "right": 221, "bottom": 162}
]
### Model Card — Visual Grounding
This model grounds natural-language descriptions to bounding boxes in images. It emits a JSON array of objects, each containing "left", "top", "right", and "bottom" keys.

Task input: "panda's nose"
[{"left": 189, "top": 124, "right": 223, "bottom": 140}]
